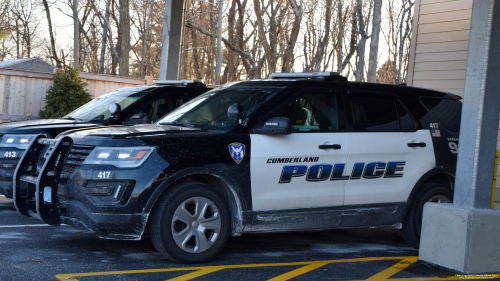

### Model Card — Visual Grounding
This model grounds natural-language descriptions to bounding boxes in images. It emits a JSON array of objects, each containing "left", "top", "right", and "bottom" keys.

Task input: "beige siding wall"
[
  {"left": 408, "top": 0, "right": 500, "bottom": 206},
  {"left": 409, "top": 0, "right": 473, "bottom": 96},
  {"left": 0, "top": 69, "right": 146, "bottom": 121}
]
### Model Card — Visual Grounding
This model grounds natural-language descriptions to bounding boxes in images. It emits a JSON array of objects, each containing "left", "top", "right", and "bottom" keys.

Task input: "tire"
[
  {"left": 402, "top": 182, "right": 453, "bottom": 249},
  {"left": 149, "top": 182, "right": 231, "bottom": 263}
]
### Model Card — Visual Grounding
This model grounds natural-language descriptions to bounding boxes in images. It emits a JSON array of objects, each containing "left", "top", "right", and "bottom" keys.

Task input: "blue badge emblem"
[{"left": 229, "top": 143, "right": 245, "bottom": 164}]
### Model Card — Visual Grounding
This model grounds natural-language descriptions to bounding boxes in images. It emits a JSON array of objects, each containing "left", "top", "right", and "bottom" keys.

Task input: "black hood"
[
  {"left": 0, "top": 119, "right": 100, "bottom": 136},
  {"left": 65, "top": 124, "right": 204, "bottom": 147},
  {"left": 79, "top": 124, "right": 201, "bottom": 137}
]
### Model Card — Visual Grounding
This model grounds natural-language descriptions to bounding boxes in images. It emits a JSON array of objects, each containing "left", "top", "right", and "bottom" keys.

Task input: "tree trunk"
[
  {"left": 367, "top": 0, "right": 382, "bottom": 82},
  {"left": 215, "top": 0, "right": 223, "bottom": 85},
  {"left": 353, "top": 0, "right": 369, "bottom": 82},
  {"left": 99, "top": 0, "right": 111, "bottom": 74},
  {"left": 73, "top": 0, "right": 79, "bottom": 68},
  {"left": 313, "top": 0, "right": 332, "bottom": 72},
  {"left": 336, "top": 0, "right": 343, "bottom": 73},
  {"left": 253, "top": 0, "right": 276, "bottom": 74},
  {"left": 140, "top": 0, "right": 154, "bottom": 78},
  {"left": 119, "top": 0, "right": 130, "bottom": 77},
  {"left": 42, "top": 0, "right": 61, "bottom": 68},
  {"left": 282, "top": 0, "right": 303, "bottom": 73},
  {"left": 190, "top": 27, "right": 203, "bottom": 80}
]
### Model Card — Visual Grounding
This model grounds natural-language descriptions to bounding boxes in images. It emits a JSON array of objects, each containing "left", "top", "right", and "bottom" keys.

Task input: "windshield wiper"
[{"left": 160, "top": 121, "right": 195, "bottom": 128}]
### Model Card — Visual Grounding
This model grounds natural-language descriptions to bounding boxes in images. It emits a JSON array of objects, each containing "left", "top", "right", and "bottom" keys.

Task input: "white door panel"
[
  {"left": 250, "top": 133, "right": 348, "bottom": 211},
  {"left": 344, "top": 129, "right": 435, "bottom": 205}
]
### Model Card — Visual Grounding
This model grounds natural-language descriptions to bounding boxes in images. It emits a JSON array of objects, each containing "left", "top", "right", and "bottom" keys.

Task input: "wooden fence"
[{"left": 0, "top": 69, "right": 152, "bottom": 122}]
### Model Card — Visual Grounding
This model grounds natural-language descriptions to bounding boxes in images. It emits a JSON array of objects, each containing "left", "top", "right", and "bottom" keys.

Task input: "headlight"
[
  {"left": 83, "top": 147, "right": 155, "bottom": 168},
  {"left": 0, "top": 134, "right": 37, "bottom": 149}
]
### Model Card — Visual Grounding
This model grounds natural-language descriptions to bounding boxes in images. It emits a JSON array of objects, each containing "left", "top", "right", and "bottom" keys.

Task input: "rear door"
[
  {"left": 250, "top": 87, "right": 348, "bottom": 211},
  {"left": 343, "top": 88, "right": 435, "bottom": 206}
]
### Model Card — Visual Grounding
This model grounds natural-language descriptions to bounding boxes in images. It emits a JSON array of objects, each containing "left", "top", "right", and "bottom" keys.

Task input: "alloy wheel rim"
[
  {"left": 171, "top": 196, "right": 221, "bottom": 254},
  {"left": 427, "top": 195, "right": 451, "bottom": 204}
]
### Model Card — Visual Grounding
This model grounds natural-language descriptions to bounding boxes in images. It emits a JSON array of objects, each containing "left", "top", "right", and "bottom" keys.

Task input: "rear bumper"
[{"left": 62, "top": 200, "right": 147, "bottom": 240}]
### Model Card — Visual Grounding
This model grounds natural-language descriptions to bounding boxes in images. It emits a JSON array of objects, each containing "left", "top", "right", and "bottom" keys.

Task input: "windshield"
[
  {"left": 158, "top": 87, "right": 281, "bottom": 131},
  {"left": 63, "top": 86, "right": 153, "bottom": 122}
]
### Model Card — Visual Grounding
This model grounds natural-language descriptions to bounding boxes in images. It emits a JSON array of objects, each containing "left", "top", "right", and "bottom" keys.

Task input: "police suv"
[
  {"left": 13, "top": 72, "right": 461, "bottom": 263},
  {"left": 0, "top": 81, "right": 210, "bottom": 198}
]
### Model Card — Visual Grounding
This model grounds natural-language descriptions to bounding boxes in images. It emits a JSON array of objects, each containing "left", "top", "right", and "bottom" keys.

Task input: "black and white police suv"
[
  {"left": 0, "top": 81, "right": 210, "bottom": 198},
  {"left": 13, "top": 72, "right": 461, "bottom": 263}
]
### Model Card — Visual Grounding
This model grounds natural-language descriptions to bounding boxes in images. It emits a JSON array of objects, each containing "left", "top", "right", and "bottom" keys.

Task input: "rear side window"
[
  {"left": 348, "top": 95, "right": 400, "bottom": 132},
  {"left": 420, "top": 97, "right": 462, "bottom": 132}
]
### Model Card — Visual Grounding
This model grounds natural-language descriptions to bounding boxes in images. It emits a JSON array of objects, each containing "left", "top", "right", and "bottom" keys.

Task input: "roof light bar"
[
  {"left": 153, "top": 80, "right": 206, "bottom": 87},
  {"left": 269, "top": 72, "right": 347, "bottom": 81}
]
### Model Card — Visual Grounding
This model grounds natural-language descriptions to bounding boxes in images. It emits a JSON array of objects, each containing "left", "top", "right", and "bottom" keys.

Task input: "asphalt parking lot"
[{"left": 1, "top": 195, "right": 498, "bottom": 281}]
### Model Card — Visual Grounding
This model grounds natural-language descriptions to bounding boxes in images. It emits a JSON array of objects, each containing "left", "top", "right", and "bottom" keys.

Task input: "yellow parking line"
[
  {"left": 387, "top": 274, "right": 500, "bottom": 281},
  {"left": 60, "top": 256, "right": 486, "bottom": 281},
  {"left": 267, "top": 260, "right": 332, "bottom": 281},
  {"left": 365, "top": 256, "right": 418, "bottom": 280},
  {"left": 167, "top": 267, "right": 226, "bottom": 281}
]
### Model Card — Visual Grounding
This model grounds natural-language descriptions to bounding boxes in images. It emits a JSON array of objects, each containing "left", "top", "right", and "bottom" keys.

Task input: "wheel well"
[
  {"left": 423, "top": 173, "right": 454, "bottom": 191},
  {"left": 401, "top": 172, "right": 455, "bottom": 221},
  {"left": 147, "top": 174, "right": 244, "bottom": 236}
]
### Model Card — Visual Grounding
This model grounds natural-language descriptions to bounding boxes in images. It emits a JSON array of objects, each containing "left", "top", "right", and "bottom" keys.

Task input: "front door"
[{"left": 250, "top": 89, "right": 348, "bottom": 211}]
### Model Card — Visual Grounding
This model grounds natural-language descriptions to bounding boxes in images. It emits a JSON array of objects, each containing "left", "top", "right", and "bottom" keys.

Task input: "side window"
[
  {"left": 348, "top": 94, "right": 400, "bottom": 132},
  {"left": 140, "top": 95, "right": 189, "bottom": 123},
  {"left": 270, "top": 92, "right": 339, "bottom": 133},
  {"left": 396, "top": 100, "right": 417, "bottom": 132},
  {"left": 420, "top": 97, "right": 462, "bottom": 132}
]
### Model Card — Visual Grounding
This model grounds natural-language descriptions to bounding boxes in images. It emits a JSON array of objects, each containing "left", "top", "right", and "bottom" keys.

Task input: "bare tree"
[
  {"left": 41, "top": 0, "right": 61, "bottom": 68},
  {"left": 281, "top": 0, "right": 303, "bottom": 72},
  {"left": 367, "top": 0, "right": 381, "bottom": 82},
  {"left": 73, "top": 0, "right": 79, "bottom": 68},
  {"left": 353, "top": 0, "right": 369, "bottom": 82},
  {"left": 99, "top": 0, "right": 111, "bottom": 74},
  {"left": 215, "top": 0, "right": 223, "bottom": 84},
  {"left": 140, "top": 0, "right": 154, "bottom": 78},
  {"left": 119, "top": 0, "right": 130, "bottom": 76}
]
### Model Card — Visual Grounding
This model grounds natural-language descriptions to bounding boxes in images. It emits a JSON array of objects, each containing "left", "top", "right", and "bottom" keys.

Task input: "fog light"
[
  {"left": 84, "top": 180, "right": 131, "bottom": 206},
  {"left": 84, "top": 188, "right": 112, "bottom": 195}
]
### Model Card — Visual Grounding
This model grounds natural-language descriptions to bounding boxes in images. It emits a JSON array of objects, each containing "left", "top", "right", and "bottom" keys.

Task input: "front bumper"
[
  {"left": 14, "top": 135, "right": 164, "bottom": 239},
  {"left": 62, "top": 200, "right": 147, "bottom": 240},
  {"left": 0, "top": 147, "right": 25, "bottom": 198}
]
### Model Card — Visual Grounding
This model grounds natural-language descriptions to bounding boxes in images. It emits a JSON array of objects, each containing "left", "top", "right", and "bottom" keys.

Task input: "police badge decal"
[{"left": 229, "top": 143, "right": 245, "bottom": 164}]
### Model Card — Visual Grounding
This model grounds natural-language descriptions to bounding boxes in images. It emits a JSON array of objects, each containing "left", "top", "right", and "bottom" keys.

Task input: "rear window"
[{"left": 420, "top": 97, "right": 462, "bottom": 132}]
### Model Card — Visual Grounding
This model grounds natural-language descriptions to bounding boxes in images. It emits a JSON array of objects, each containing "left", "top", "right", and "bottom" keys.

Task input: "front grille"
[{"left": 61, "top": 145, "right": 95, "bottom": 179}]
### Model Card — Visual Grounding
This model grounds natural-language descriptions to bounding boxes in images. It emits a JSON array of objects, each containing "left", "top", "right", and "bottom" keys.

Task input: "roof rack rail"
[
  {"left": 153, "top": 80, "right": 206, "bottom": 87},
  {"left": 269, "top": 72, "right": 347, "bottom": 81}
]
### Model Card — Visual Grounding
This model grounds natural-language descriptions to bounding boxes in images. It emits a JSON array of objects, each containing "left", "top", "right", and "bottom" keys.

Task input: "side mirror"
[
  {"left": 109, "top": 103, "right": 121, "bottom": 116},
  {"left": 122, "top": 113, "right": 150, "bottom": 126},
  {"left": 252, "top": 117, "right": 292, "bottom": 135},
  {"left": 227, "top": 104, "right": 246, "bottom": 123}
]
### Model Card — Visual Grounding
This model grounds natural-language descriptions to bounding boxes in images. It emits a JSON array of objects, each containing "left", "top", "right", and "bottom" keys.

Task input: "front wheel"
[
  {"left": 402, "top": 182, "right": 453, "bottom": 249},
  {"left": 149, "top": 182, "right": 231, "bottom": 263}
]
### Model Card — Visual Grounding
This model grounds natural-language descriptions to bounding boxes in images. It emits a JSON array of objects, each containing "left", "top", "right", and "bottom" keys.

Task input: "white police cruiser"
[{"left": 14, "top": 72, "right": 461, "bottom": 263}]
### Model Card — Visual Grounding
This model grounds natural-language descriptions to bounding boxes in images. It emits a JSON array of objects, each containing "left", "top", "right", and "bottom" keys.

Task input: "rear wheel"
[
  {"left": 402, "top": 183, "right": 452, "bottom": 248},
  {"left": 149, "top": 182, "right": 230, "bottom": 263}
]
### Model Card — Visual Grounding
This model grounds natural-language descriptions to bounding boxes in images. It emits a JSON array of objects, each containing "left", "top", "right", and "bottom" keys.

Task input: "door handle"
[
  {"left": 319, "top": 144, "right": 341, "bottom": 150},
  {"left": 407, "top": 142, "right": 426, "bottom": 148}
]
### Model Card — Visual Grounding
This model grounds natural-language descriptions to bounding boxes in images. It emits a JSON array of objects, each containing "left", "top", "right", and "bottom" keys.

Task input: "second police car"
[
  {"left": 0, "top": 80, "right": 210, "bottom": 198},
  {"left": 13, "top": 72, "right": 461, "bottom": 263}
]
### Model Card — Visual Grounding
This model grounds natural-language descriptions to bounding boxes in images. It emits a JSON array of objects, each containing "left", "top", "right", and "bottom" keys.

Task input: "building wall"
[
  {"left": 0, "top": 69, "right": 147, "bottom": 121},
  {"left": 407, "top": 0, "right": 500, "bottom": 206}
]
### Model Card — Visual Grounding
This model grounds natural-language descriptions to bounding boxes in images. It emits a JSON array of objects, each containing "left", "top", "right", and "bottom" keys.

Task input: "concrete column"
[
  {"left": 159, "top": 0, "right": 186, "bottom": 81},
  {"left": 419, "top": 0, "right": 500, "bottom": 273}
]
